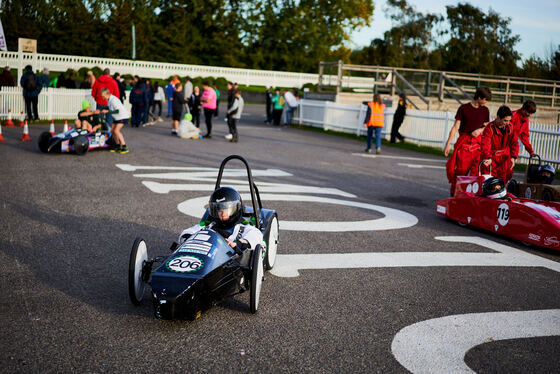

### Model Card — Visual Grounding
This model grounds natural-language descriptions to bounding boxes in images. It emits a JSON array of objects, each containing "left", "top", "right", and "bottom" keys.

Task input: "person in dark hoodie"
[
  {"left": 20, "top": 65, "right": 42, "bottom": 121},
  {"left": 91, "top": 68, "right": 120, "bottom": 128},
  {"left": 129, "top": 78, "right": 148, "bottom": 127}
]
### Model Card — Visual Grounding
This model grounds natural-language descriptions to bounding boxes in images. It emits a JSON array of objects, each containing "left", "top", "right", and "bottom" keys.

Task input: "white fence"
[
  {"left": 296, "top": 99, "right": 560, "bottom": 167},
  {"left": 0, "top": 87, "right": 132, "bottom": 120},
  {"left": 0, "top": 51, "right": 375, "bottom": 89}
]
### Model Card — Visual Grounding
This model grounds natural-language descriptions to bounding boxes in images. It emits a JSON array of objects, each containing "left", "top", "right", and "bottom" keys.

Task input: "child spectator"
[
  {"left": 271, "top": 88, "right": 284, "bottom": 126},
  {"left": 152, "top": 81, "right": 165, "bottom": 122},
  {"left": 75, "top": 100, "right": 101, "bottom": 132},
  {"left": 481, "top": 105, "right": 518, "bottom": 185},
  {"left": 227, "top": 89, "right": 244, "bottom": 142},
  {"left": 172, "top": 82, "right": 188, "bottom": 136},
  {"left": 100, "top": 87, "right": 130, "bottom": 154},
  {"left": 189, "top": 86, "right": 202, "bottom": 128}
]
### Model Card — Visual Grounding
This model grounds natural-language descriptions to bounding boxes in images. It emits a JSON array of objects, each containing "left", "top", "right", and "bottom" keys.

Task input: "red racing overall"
[
  {"left": 446, "top": 133, "right": 482, "bottom": 194},
  {"left": 481, "top": 120, "right": 519, "bottom": 184}
]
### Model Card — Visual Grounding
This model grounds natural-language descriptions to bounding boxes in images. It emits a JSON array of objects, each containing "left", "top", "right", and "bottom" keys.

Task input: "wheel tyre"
[
  {"left": 250, "top": 245, "right": 264, "bottom": 314},
  {"left": 457, "top": 221, "right": 467, "bottom": 227},
  {"left": 542, "top": 189, "right": 553, "bottom": 202},
  {"left": 38, "top": 132, "right": 52, "bottom": 153},
  {"left": 264, "top": 215, "right": 279, "bottom": 270},
  {"left": 506, "top": 179, "right": 518, "bottom": 196},
  {"left": 74, "top": 135, "right": 89, "bottom": 155},
  {"left": 128, "top": 237, "right": 148, "bottom": 305}
]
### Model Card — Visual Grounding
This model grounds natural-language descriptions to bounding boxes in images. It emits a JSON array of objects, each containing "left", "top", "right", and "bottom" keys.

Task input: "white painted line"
[
  {"left": 142, "top": 181, "right": 356, "bottom": 197},
  {"left": 116, "top": 164, "right": 216, "bottom": 172},
  {"left": 352, "top": 153, "right": 446, "bottom": 163},
  {"left": 132, "top": 169, "right": 292, "bottom": 180},
  {"left": 391, "top": 309, "right": 560, "bottom": 374},
  {"left": 177, "top": 194, "right": 418, "bottom": 232},
  {"left": 397, "top": 163, "right": 446, "bottom": 170},
  {"left": 270, "top": 236, "right": 560, "bottom": 277}
]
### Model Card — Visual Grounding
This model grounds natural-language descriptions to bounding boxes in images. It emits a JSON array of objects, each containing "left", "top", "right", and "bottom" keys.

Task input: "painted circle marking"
[
  {"left": 166, "top": 255, "right": 204, "bottom": 273},
  {"left": 497, "top": 203, "right": 510, "bottom": 226},
  {"left": 178, "top": 194, "right": 418, "bottom": 232}
]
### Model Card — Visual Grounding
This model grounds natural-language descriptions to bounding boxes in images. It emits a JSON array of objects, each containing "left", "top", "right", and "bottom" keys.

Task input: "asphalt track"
[{"left": 1, "top": 104, "right": 559, "bottom": 373}]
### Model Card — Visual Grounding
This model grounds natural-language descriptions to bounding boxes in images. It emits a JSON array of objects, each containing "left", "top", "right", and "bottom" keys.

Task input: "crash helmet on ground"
[
  {"left": 482, "top": 177, "right": 507, "bottom": 199},
  {"left": 209, "top": 187, "right": 243, "bottom": 229},
  {"left": 538, "top": 164, "right": 555, "bottom": 184}
]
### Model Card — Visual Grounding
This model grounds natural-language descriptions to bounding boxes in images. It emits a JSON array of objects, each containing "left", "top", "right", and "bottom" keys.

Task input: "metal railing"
[{"left": 295, "top": 99, "right": 560, "bottom": 168}]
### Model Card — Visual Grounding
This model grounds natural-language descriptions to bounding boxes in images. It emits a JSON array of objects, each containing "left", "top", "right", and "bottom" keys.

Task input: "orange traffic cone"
[
  {"left": 49, "top": 120, "right": 55, "bottom": 136},
  {"left": 0, "top": 123, "right": 6, "bottom": 142},
  {"left": 63, "top": 120, "right": 68, "bottom": 132},
  {"left": 18, "top": 111, "right": 25, "bottom": 127},
  {"left": 19, "top": 121, "right": 32, "bottom": 141},
  {"left": 4, "top": 109, "right": 15, "bottom": 127}
]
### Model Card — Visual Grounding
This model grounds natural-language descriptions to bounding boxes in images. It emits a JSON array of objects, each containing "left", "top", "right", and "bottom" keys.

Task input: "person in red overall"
[
  {"left": 481, "top": 106, "right": 519, "bottom": 185},
  {"left": 506, "top": 100, "right": 537, "bottom": 181},
  {"left": 444, "top": 86, "right": 492, "bottom": 195}
]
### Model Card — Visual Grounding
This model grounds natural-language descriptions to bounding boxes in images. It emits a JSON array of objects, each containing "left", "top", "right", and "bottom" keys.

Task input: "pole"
[{"left": 131, "top": 22, "right": 136, "bottom": 60}]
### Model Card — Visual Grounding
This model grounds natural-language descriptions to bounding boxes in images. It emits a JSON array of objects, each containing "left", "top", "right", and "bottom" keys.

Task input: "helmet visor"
[{"left": 209, "top": 200, "right": 239, "bottom": 221}]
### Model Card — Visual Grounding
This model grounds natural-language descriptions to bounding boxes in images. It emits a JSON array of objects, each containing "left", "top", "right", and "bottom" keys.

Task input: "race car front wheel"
[
  {"left": 73, "top": 135, "right": 89, "bottom": 155},
  {"left": 38, "top": 132, "right": 52, "bottom": 153},
  {"left": 264, "top": 214, "right": 279, "bottom": 270},
  {"left": 128, "top": 237, "right": 148, "bottom": 305},
  {"left": 250, "top": 245, "right": 264, "bottom": 314}
]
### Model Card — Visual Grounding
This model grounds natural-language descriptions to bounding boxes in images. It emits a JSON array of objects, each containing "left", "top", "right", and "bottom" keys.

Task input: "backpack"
[{"left": 24, "top": 73, "right": 38, "bottom": 91}]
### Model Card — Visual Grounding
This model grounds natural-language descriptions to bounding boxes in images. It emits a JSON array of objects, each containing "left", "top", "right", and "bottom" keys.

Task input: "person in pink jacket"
[{"left": 201, "top": 81, "right": 217, "bottom": 138}]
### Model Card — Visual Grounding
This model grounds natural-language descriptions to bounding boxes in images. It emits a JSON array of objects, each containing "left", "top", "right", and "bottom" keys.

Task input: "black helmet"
[
  {"left": 538, "top": 164, "right": 555, "bottom": 184},
  {"left": 209, "top": 187, "right": 243, "bottom": 229},
  {"left": 482, "top": 177, "right": 506, "bottom": 199}
]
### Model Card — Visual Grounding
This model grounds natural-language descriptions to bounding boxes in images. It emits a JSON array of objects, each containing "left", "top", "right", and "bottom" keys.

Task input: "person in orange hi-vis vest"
[
  {"left": 363, "top": 94, "right": 385, "bottom": 154},
  {"left": 443, "top": 86, "right": 492, "bottom": 196}
]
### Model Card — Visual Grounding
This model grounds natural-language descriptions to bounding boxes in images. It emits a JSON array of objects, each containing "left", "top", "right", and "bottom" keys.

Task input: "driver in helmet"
[
  {"left": 482, "top": 176, "right": 508, "bottom": 199},
  {"left": 178, "top": 187, "right": 263, "bottom": 255},
  {"left": 537, "top": 164, "right": 556, "bottom": 184}
]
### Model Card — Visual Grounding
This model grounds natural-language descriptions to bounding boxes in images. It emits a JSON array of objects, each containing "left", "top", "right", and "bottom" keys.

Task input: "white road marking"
[
  {"left": 391, "top": 309, "right": 560, "bottom": 374},
  {"left": 142, "top": 181, "right": 355, "bottom": 197},
  {"left": 397, "top": 163, "right": 446, "bottom": 170},
  {"left": 352, "top": 153, "right": 446, "bottom": 163},
  {"left": 116, "top": 164, "right": 216, "bottom": 172},
  {"left": 270, "top": 236, "right": 560, "bottom": 277},
  {"left": 133, "top": 169, "right": 292, "bottom": 180},
  {"left": 177, "top": 194, "right": 418, "bottom": 232}
]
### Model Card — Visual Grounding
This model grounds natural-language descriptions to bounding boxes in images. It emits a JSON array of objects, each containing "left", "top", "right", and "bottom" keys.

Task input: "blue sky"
[{"left": 350, "top": 0, "right": 560, "bottom": 61}]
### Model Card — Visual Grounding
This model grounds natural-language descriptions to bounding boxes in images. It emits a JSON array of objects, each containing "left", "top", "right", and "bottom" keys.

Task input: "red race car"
[{"left": 436, "top": 173, "right": 560, "bottom": 251}]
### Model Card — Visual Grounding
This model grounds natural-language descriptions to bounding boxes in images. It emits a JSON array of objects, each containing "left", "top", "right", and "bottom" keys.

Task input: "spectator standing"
[
  {"left": 189, "top": 86, "right": 202, "bottom": 128},
  {"left": 100, "top": 87, "right": 130, "bottom": 154},
  {"left": 145, "top": 79, "right": 155, "bottom": 124},
  {"left": 152, "top": 81, "right": 165, "bottom": 122},
  {"left": 214, "top": 85, "right": 221, "bottom": 118},
  {"left": 271, "top": 88, "right": 284, "bottom": 126},
  {"left": 201, "top": 81, "right": 217, "bottom": 138},
  {"left": 363, "top": 93, "right": 385, "bottom": 154},
  {"left": 20, "top": 65, "right": 42, "bottom": 121},
  {"left": 165, "top": 78, "right": 175, "bottom": 117},
  {"left": 172, "top": 82, "right": 188, "bottom": 135},
  {"left": 264, "top": 86, "right": 272, "bottom": 124},
  {"left": 91, "top": 68, "right": 120, "bottom": 128},
  {"left": 87, "top": 71, "right": 96, "bottom": 87},
  {"left": 184, "top": 77, "right": 193, "bottom": 102},
  {"left": 283, "top": 88, "right": 298, "bottom": 126},
  {"left": 227, "top": 89, "right": 244, "bottom": 143},
  {"left": 390, "top": 93, "right": 407, "bottom": 143},
  {"left": 129, "top": 79, "right": 148, "bottom": 127},
  {"left": 57, "top": 72, "right": 67, "bottom": 88},
  {"left": 481, "top": 105, "right": 518, "bottom": 185},
  {"left": 113, "top": 72, "right": 126, "bottom": 103},
  {"left": 64, "top": 72, "right": 76, "bottom": 89},
  {"left": 40, "top": 68, "right": 50, "bottom": 88},
  {"left": 444, "top": 86, "right": 492, "bottom": 196},
  {"left": 0, "top": 66, "right": 15, "bottom": 88}
]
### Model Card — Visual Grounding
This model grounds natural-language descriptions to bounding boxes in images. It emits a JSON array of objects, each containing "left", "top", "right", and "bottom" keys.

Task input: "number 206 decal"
[{"left": 166, "top": 256, "right": 204, "bottom": 273}]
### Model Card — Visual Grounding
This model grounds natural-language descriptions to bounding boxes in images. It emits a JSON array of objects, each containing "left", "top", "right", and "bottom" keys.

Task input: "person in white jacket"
[
  {"left": 226, "top": 90, "right": 244, "bottom": 143},
  {"left": 178, "top": 187, "right": 263, "bottom": 257}
]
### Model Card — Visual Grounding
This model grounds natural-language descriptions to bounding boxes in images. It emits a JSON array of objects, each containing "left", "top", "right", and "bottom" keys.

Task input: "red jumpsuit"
[
  {"left": 446, "top": 133, "right": 482, "bottom": 194},
  {"left": 481, "top": 121, "right": 519, "bottom": 185},
  {"left": 507, "top": 109, "right": 535, "bottom": 181}
]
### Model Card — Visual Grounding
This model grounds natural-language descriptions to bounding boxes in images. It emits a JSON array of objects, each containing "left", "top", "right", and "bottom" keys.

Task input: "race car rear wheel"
[
  {"left": 73, "top": 135, "right": 89, "bottom": 155},
  {"left": 542, "top": 189, "right": 553, "bottom": 201},
  {"left": 129, "top": 237, "right": 148, "bottom": 305},
  {"left": 250, "top": 245, "right": 264, "bottom": 314},
  {"left": 264, "top": 215, "right": 279, "bottom": 270},
  {"left": 38, "top": 132, "right": 52, "bottom": 153}
]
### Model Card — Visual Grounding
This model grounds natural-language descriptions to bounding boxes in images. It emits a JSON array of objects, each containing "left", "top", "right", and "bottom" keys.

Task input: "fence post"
[
  {"left": 323, "top": 101, "right": 329, "bottom": 131},
  {"left": 47, "top": 88, "right": 53, "bottom": 120}
]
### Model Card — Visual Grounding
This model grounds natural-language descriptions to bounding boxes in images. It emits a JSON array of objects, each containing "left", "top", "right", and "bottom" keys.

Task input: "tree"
[{"left": 438, "top": 3, "right": 520, "bottom": 75}]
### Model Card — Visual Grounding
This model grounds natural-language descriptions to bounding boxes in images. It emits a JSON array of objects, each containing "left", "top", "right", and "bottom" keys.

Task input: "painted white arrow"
[
  {"left": 391, "top": 309, "right": 560, "bottom": 374},
  {"left": 270, "top": 236, "right": 560, "bottom": 277},
  {"left": 397, "top": 163, "right": 446, "bottom": 169}
]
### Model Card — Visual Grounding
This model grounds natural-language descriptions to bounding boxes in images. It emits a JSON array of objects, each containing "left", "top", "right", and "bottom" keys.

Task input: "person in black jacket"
[
  {"left": 129, "top": 79, "right": 147, "bottom": 127},
  {"left": 390, "top": 93, "right": 407, "bottom": 143},
  {"left": 264, "top": 86, "right": 273, "bottom": 124},
  {"left": 113, "top": 72, "right": 126, "bottom": 103},
  {"left": 171, "top": 82, "right": 188, "bottom": 135},
  {"left": 20, "top": 65, "right": 42, "bottom": 121}
]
